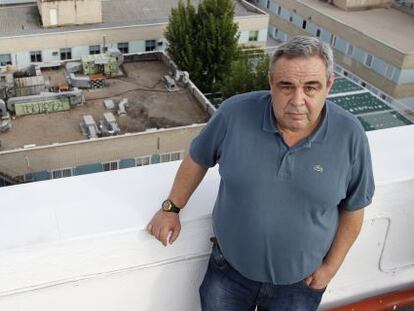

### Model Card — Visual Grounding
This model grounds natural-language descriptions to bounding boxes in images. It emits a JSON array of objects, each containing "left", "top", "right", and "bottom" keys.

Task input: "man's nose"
[{"left": 290, "top": 88, "right": 306, "bottom": 106}]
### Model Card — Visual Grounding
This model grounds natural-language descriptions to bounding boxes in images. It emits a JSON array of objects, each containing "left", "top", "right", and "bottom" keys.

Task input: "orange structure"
[{"left": 329, "top": 287, "right": 414, "bottom": 311}]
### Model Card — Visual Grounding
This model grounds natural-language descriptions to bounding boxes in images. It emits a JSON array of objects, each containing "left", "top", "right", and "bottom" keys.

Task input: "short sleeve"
[
  {"left": 189, "top": 108, "right": 227, "bottom": 168},
  {"left": 339, "top": 134, "right": 375, "bottom": 211}
]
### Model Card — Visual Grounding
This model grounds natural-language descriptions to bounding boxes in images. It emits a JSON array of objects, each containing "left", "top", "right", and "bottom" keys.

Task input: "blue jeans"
[{"left": 199, "top": 242, "right": 325, "bottom": 311}]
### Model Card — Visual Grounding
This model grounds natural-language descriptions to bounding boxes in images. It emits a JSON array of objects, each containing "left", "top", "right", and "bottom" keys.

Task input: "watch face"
[{"left": 162, "top": 200, "right": 172, "bottom": 211}]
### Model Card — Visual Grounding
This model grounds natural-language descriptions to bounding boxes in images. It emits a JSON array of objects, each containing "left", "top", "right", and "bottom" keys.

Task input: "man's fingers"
[
  {"left": 169, "top": 226, "right": 181, "bottom": 244},
  {"left": 159, "top": 228, "right": 171, "bottom": 246},
  {"left": 305, "top": 276, "right": 313, "bottom": 286}
]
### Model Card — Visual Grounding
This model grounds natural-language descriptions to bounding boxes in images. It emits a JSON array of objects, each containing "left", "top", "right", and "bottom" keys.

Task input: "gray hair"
[{"left": 270, "top": 35, "right": 334, "bottom": 80}]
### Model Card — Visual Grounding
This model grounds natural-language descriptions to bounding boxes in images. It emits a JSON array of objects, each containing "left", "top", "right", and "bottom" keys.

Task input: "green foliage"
[
  {"left": 165, "top": 1, "right": 202, "bottom": 80},
  {"left": 165, "top": 0, "right": 239, "bottom": 93},
  {"left": 222, "top": 49, "right": 271, "bottom": 99}
]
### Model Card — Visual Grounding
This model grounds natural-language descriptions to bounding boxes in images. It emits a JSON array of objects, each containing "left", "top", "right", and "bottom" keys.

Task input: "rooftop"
[
  {"left": 0, "top": 0, "right": 263, "bottom": 38},
  {"left": 0, "top": 57, "right": 211, "bottom": 151},
  {"left": 299, "top": 0, "right": 414, "bottom": 53},
  {"left": 328, "top": 76, "right": 414, "bottom": 131}
]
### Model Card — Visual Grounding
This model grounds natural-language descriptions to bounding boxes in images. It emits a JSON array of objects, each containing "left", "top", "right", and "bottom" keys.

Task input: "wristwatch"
[{"left": 162, "top": 199, "right": 181, "bottom": 213}]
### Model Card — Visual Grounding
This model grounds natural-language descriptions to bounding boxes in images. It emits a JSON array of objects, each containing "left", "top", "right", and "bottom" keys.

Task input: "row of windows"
[
  {"left": 101, "top": 151, "right": 184, "bottom": 171},
  {"left": 0, "top": 40, "right": 160, "bottom": 66},
  {"left": 263, "top": 1, "right": 398, "bottom": 82},
  {"left": 50, "top": 151, "right": 184, "bottom": 179}
]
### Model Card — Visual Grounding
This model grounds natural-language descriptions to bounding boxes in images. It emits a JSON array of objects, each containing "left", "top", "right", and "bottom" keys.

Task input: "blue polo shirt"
[{"left": 190, "top": 91, "right": 375, "bottom": 284}]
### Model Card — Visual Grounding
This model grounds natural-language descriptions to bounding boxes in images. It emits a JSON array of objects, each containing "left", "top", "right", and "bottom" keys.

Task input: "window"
[
  {"left": 60, "top": 48, "right": 72, "bottom": 60},
  {"left": 145, "top": 40, "right": 156, "bottom": 51},
  {"left": 277, "top": 5, "right": 281, "bottom": 15},
  {"left": 248, "top": 30, "right": 259, "bottom": 41},
  {"left": 136, "top": 156, "right": 150, "bottom": 166},
  {"left": 117, "top": 42, "right": 129, "bottom": 54},
  {"left": 288, "top": 14, "right": 293, "bottom": 22},
  {"left": 52, "top": 168, "right": 72, "bottom": 179},
  {"left": 346, "top": 44, "right": 354, "bottom": 56},
  {"left": 160, "top": 153, "right": 171, "bottom": 163},
  {"left": 364, "top": 54, "right": 373, "bottom": 67},
  {"left": 330, "top": 35, "right": 336, "bottom": 47},
  {"left": 273, "top": 28, "right": 278, "bottom": 38},
  {"left": 302, "top": 20, "right": 307, "bottom": 30},
  {"left": 0, "top": 54, "right": 12, "bottom": 66},
  {"left": 103, "top": 161, "right": 118, "bottom": 171},
  {"left": 89, "top": 45, "right": 101, "bottom": 55},
  {"left": 385, "top": 64, "right": 395, "bottom": 79},
  {"left": 361, "top": 82, "right": 366, "bottom": 87},
  {"left": 316, "top": 28, "right": 321, "bottom": 38},
  {"left": 170, "top": 151, "right": 182, "bottom": 161},
  {"left": 266, "top": 0, "right": 270, "bottom": 9},
  {"left": 30, "top": 51, "right": 42, "bottom": 62}
]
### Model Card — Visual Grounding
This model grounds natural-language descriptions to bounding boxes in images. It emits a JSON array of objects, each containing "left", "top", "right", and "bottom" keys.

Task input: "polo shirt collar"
[
  {"left": 262, "top": 95, "right": 330, "bottom": 145},
  {"left": 262, "top": 93, "right": 278, "bottom": 133}
]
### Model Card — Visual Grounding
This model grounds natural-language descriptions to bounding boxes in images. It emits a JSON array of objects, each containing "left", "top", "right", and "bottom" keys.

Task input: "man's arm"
[
  {"left": 147, "top": 154, "right": 208, "bottom": 246},
  {"left": 305, "top": 208, "right": 364, "bottom": 289}
]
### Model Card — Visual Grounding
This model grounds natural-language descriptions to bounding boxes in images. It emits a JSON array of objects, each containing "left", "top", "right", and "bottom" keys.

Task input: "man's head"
[{"left": 269, "top": 36, "right": 335, "bottom": 136}]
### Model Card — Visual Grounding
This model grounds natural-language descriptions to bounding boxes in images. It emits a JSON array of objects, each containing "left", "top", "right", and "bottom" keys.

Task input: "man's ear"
[
  {"left": 268, "top": 73, "right": 273, "bottom": 89},
  {"left": 326, "top": 76, "right": 335, "bottom": 93}
]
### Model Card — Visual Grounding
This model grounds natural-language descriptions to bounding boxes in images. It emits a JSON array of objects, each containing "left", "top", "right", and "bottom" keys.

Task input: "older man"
[{"left": 147, "top": 36, "right": 374, "bottom": 310}]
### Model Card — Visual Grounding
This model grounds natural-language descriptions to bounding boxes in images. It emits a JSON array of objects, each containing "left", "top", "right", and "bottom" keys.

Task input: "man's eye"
[
  {"left": 305, "top": 86, "right": 317, "bottom": 93},
  {"left": 281, "top": 86, "right": 293, "bottom": 91}
]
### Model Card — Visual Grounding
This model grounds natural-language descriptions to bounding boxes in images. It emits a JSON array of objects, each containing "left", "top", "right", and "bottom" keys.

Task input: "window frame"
[
  {"left": 248, "top": 30, "right": 259, "bottom": 42},
  {"left": 51, "top": 167, "right": 73, "bottom": 179},
  {"left": 103, "top": 160, "right": 119, "bottom": 171},
  {"left": 145, "top": 40, "right": 156, "bottom": 52},
  {"left": 346, "top": 44, "right": 354, "bottom": 57},
  {"left": 30, "top": 50, "right": 42, "bottom": 62},
  {"left": 364, "top": 53, "right": 373, "bottom": 68},
  {"left": 89, "top": 45, "right": 101, "bottom": 55},
  {"left": 0, "top": 53, "right": 12, "bottom": 66},
  {"left": 385, "top": 64, "right": 395, "bottom": 79},
  {"left": 136, "top": 155, "right": 151, "bottom": 166},
  {"left": 117, "top": 42, "right": 129, "bottom": 54},
  {"left": 60, "top": 48, "right": 72, "bottom": 60}
]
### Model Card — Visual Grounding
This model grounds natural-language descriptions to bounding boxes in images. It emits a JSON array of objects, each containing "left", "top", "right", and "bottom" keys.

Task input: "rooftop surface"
[
  {"left": 0, "top": 59, "right": 210, "bottom": 151},
  {"left": 299, "top": 0, "right": 414, "bottom": 53},
  {"left": 0, "top": 0, "right": 263, "bottom": 38},
  {"left": 328, "top": 76, "right": 413, "bottom": 131}
]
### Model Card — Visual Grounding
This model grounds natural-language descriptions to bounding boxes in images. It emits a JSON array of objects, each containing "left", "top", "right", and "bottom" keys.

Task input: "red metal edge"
[{"left": 328, "top": 287, "right": 414, "bottom": 311}]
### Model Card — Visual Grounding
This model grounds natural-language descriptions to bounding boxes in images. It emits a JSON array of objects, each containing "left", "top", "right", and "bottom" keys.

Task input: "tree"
[
  {"left": 165, "top": 1, "right": 202, "bottom": 82},
  {"left": 222, "top": 49, "right": 270, "bottom": 100},
  {"left": 165, "top": 0, "right": 239, "bottom": 93}
]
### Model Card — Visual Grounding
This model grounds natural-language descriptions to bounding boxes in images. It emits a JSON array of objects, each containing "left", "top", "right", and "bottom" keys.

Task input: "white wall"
[{"left": 0, "top": 125, "right": 414, "bottom": 310}]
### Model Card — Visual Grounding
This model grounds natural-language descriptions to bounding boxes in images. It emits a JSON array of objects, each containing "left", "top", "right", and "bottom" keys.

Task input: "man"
[{"left": 147, "top": 36, "right": 375, "bottom": 310}]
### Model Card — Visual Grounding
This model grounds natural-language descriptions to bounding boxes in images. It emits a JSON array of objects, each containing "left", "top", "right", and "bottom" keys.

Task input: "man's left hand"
[{"left": 304, "top": 262, "right": 336, "bottom": 290}]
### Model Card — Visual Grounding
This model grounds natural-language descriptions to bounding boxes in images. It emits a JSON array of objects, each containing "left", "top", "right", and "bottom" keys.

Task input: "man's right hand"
[{"left": 147, "top": 209, "right": 181, "bottom": 247}]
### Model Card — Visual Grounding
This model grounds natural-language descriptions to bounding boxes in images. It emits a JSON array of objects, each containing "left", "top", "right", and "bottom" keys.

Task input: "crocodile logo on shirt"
[{"left": 313, "top": 165, "right": 324, "bottom": 173}]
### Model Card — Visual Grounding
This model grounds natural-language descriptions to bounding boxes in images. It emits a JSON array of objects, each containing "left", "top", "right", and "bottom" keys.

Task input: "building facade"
[
  {"left": 253, "top": 0, "right": 414, "bottom": 107},
  {"left": 0, "top": 0, "right": 269, "bottom": 67}
]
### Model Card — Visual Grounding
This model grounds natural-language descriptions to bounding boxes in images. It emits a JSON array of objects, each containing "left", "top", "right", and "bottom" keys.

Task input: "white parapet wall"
[{"left": 0, "top": 125, "right": 414, "bottom": 310}]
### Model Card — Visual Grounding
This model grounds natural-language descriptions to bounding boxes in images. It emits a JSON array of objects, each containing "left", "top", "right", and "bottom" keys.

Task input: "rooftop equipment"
[
  {"left": 100, "top": 112, "right": 120, "bottom": 136},
  {"left": 0, "top": 99, "right": 11, "bottom": 133},
  {"left": 163, "top": 75, "right": 178, "bottom": 91},
  {"left": 80, "top": 115, "right": 100, "bottom": 139},
  {"left": 117, "top": 98, "right": 128, "bottom": 116}
]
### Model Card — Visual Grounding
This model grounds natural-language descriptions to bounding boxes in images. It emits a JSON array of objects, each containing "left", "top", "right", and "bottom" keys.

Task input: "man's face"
[{"left": 268, "top": 55, "right": 334, "bottom": 134}]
